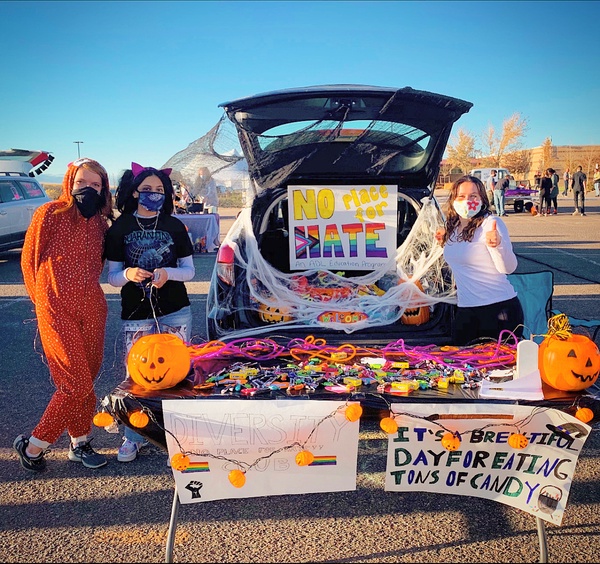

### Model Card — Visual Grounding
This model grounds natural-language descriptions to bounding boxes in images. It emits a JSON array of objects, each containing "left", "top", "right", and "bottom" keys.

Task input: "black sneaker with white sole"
[
  {"left": 13, "top": 434, "right": 47, "bottom": 473},
  {"left": 68, "top": 440, "right": 107, "bottom": 469}
]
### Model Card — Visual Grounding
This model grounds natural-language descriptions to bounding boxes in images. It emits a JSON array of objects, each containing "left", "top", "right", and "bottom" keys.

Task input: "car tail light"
[{"left": 216, "top": 243, "right": 236, "bottom": 286}]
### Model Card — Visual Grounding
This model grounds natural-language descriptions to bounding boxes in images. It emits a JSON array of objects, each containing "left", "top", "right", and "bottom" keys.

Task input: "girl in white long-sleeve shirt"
[{"left": 435, "top": 175, "right": 523, "bottom": 345}]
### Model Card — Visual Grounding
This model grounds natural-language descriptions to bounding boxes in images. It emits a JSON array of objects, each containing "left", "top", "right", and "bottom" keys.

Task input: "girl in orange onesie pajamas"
[{"left": 14, "top": 158, "right": 114, "bottom": 472}]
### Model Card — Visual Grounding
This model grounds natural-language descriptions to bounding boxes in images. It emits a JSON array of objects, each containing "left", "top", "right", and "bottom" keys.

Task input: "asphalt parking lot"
[{"left": 0, "top": 195, "right": 599, "bottom": 563}]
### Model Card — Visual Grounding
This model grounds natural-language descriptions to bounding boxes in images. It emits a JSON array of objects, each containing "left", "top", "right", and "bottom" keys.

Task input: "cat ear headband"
[{"left": 131, "top": 162, "right": 172, "bottom": 179}]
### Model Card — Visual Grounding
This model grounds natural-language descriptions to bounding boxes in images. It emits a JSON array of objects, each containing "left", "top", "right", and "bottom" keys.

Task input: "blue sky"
[{"left": 2, "top": 0, "right": 599, "bottom": 184}]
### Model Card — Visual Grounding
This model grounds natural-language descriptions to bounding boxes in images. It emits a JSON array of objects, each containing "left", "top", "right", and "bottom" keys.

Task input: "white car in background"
[{"left": 0, "top": 150, "right": 54, "bottom": 252}]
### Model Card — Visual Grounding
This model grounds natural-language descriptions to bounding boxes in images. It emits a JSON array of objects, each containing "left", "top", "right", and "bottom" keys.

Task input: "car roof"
[{"left": 219, "top": 85, "right": 472, "bottom": 191}]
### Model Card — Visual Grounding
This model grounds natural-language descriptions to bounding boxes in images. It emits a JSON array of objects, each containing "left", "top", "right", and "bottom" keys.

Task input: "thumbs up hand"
[{"left": 485, "top": 219, "right": 501, "bottom": 248}]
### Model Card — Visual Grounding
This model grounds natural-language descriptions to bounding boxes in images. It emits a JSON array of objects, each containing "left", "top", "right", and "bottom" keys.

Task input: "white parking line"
[{"left": 519, "top": 242, "right": 600, "bottom": 267}]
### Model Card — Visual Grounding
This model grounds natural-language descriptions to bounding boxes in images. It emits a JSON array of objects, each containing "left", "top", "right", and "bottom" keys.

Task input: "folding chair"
[
  {"left": 508, "top": 270, "right": 600, "bottom": 346},
  {"left": 551, "top": 308, "right": 600, "bottom": 345},
  {"left": 507, "top": 271, "right": 554, "bottom": 344}
]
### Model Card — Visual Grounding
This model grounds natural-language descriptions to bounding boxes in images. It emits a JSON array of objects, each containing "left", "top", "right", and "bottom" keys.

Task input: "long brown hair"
[
  {"left": 56, "top": 158, "right": 114, "bottom": 220},
  {"left": 440, "top": 175, "right": 491, "bottom": 245}
]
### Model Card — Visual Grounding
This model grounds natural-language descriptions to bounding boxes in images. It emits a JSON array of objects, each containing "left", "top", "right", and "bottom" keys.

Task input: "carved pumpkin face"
[
  {"left": 171, "top": 453, "right": 190, "bottom": 472},
  {"left": 127, "top": 334, "right": 190, "bottom": 390},
  {"left": 441, "top": 432, "right": 461, "bottom": 451},
  {"left": 399, "top": 280, "right": 430, "bottom": 326},
  {"left": 258, "top": 303, "right": 293, "bottom": 324},
  {"left": 539, "top": 334, "right": 600, "bottom": 392},
  {"left": 508, "top": 433, "right": 529, "bottom": 449}
]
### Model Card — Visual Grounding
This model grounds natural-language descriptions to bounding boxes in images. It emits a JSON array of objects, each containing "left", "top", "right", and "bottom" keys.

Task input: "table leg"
[
  {"left": 536, "top": 517, "right": 548, "bottom": 563},
  {"left": 165, "top": 486, "right": 180, "bottom": 563}
]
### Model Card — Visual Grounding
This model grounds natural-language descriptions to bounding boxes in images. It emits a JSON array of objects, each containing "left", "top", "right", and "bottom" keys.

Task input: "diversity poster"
[
  {"left": 384, "top": 403, "right": 591, "bottom": 525},
  {"left": 287, "top": 184, "right": 398, "bottom": 271},
  {"left": 164, "top": 399, "right": 360, "bottom": 504}
]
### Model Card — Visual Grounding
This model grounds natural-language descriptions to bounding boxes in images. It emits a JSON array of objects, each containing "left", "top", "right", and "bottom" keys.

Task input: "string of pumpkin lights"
[{"left": 95, "top": 388, "right": 594, "bottom": 489}]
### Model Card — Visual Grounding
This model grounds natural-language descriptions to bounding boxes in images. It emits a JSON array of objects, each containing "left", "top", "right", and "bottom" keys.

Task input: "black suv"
[{"left": 206, "top": 85, "right": 472, "bottom": 345}]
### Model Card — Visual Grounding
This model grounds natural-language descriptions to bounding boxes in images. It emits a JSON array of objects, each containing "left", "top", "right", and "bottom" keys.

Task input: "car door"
[
  {"left": 0, "top": 178, "right": 49, "bottom": 249},
  {"left": 0, "top": 180, "right": 28, "bottom": 243}
]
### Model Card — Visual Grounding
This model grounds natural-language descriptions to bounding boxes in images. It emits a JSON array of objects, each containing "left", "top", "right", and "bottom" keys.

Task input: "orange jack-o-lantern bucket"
[
  {"left": 127, "top": 333, "right": 190, "bottom": 390},
  {"left": 399, "top": 279, "right": 430, "bottom": 325},
  {"left": 539, "top": 334, "right": 600, "bottom": 392}
]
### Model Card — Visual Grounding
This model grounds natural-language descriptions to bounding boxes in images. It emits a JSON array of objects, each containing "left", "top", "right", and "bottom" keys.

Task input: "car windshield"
[{"left": 258, "top": 119, "right": 430, "bottom": 164}]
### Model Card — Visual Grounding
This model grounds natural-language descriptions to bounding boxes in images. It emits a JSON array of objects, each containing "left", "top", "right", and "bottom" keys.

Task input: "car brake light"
[{"left": 216, "top": 243, "right": 235, "bottom": 286}]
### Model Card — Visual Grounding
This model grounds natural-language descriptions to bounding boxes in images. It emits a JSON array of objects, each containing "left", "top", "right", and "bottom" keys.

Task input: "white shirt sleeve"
[
  {"left": 163, "top": 254, "right": 195, "bottom": 282},
  {"left": 107, "top": 260, "right": 129, "bottom": 287},
  {"left": 486, "top": 218, "right": 518, "bottom": 274},
  {"left": 107, "top": 255, "right": 195, "bottom": 286}
]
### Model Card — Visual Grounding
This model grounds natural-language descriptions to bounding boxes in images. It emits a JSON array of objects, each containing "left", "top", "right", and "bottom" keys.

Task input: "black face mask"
[{"left": 72, "top": 186, "right": 102, "bottom": 219}]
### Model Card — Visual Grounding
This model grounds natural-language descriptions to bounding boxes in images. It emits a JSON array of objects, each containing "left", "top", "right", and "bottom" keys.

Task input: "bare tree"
[
  {"left": 479, "top": 113, "right": 529, "bottom": 166},
  {"left": 445, "top": 128, "right": 476, "bottom": 174},
  {"left": 540, "top": 137, "right": 553, "bottom": 171},
  {"left": 503, "top": 149, "right": 532, "bottom": 178},
  {"left": 579, "top": 146, "right": 600, "bottom": 180}
]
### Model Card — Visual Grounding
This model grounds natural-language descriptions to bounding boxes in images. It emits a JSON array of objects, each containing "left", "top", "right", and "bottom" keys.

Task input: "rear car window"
[
  {"left": 19, "top": 181, "right": 46, "bottom": 198},
  {"left": 0, "top": 181, "right": 24, "bottom": 203}
]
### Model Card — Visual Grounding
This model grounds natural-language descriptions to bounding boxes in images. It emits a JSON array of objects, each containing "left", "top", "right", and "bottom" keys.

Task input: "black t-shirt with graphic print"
[{"left": 105, "top": 213, "right": 194, "bottom": 320}]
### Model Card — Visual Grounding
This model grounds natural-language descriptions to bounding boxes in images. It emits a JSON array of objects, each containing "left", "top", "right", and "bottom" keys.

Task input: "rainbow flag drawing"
[
  {"left": 181, "top": 461, "right": 210, "bottom": 473},
  {"left": 309, "top": 455, "right": 337, "bottom": 466}
]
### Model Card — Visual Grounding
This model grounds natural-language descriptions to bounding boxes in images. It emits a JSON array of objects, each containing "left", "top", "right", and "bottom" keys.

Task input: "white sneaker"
[{"left": 117, "top": 438, "right": 149, "bottom": 462}]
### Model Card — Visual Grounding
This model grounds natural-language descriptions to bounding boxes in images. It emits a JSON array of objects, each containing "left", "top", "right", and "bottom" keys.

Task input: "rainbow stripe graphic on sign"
[
  {"left": 181, "top": 461, "right": 210, "bottom": 473},
  {"left": 308, "top": 456, "right": 337, "bottom": 466}
]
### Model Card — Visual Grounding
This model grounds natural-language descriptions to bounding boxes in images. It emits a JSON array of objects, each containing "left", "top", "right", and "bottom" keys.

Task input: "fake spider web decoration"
[
  {"left": 208, "top": 196, "right": 457, "bottom": 338},
  {"left": 161, "top": 89, "right": 468, "bottom": 338},
  {"left": 162, "top": 115, "right": 252, "bottom": 203}
]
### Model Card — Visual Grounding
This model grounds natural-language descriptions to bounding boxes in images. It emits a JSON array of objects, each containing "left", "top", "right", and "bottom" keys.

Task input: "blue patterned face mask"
[{"left": 138, "top": 191, "right": 165, "bottom": 212}]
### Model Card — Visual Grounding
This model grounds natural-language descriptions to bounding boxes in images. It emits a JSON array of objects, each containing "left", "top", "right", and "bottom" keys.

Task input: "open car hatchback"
[{"left": 206, "top": 85, "right": 473, "bottom": 345}]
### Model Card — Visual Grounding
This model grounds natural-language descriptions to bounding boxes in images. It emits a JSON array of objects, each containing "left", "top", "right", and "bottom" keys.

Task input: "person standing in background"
[
  {"left": 538, "top": 170, "right": 552, "bottom": 216},
  {"left": 562, "top": 168, "right": 570, "bottom": 196},
  {"left": 193, "top": 167, "right": 219, "bottom": 214},
  {"left": 593, "top": 164, "right": 600, "bottom": 197},
  {"left": 494, "top": 172, "right": 510, "bottom": 217},
  {"left": 14, "top": 158, "right": 113, "bottom": 472},
  {"left": 547, "top": 168, "right": 560, "bottom": 214},
  {"left": 571, "top": 165, "right": 587, "bottom": 216},
  {"left": 486, "top": 169, "right": 497, "bottom": 213}
]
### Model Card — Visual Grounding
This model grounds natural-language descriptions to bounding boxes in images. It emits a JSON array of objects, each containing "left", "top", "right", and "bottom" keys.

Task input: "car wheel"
[{"left": 514, "top": 200, "right": 524, "bottom": 213}]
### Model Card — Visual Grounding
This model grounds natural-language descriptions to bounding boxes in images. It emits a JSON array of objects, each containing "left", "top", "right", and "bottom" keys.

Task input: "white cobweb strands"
[
  {"left": 162, "top": 115, "right": 253, "bottom": 202},
  {"left": 212, "top": 197, "right": 457, "bottom": 339}
]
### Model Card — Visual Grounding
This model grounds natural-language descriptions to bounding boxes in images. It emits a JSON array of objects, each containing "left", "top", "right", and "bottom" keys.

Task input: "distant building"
[{"left": 438, "top": 144, "right": 600, "bottom": 189}]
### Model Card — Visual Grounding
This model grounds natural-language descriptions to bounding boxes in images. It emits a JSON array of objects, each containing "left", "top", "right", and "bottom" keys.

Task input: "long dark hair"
[
  {"left": 441, "top": 175, "right": 491, "bottom": 245},
  {"left": 115, "top": 168, "right": 175, "bottom": 215}
]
